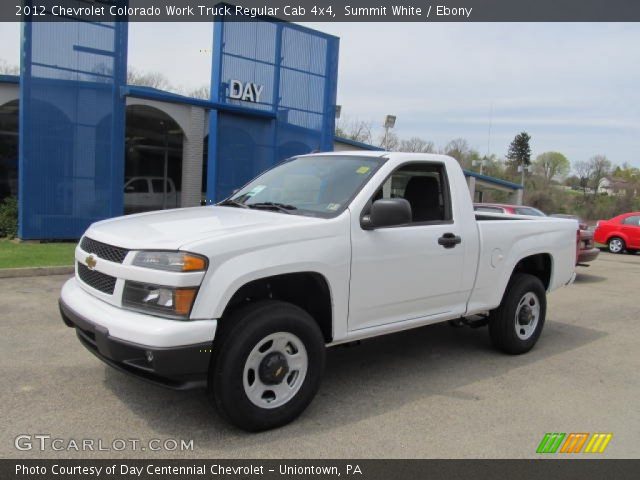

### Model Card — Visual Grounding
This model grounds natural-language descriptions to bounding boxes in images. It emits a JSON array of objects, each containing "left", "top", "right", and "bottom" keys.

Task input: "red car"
[{"left": 594, "top": 212, "right": 640, "bottom": 254}]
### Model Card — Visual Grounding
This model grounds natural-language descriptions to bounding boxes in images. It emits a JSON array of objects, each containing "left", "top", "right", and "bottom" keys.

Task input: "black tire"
[
  {"left": 489, "top": 273, "right": 547, "bottom": 355},
  {"left": 608, "top": 237, "right": 625, "bottom": 254},
  {"left": 209, "top": 300, "right": 325, "bottom": 432}
]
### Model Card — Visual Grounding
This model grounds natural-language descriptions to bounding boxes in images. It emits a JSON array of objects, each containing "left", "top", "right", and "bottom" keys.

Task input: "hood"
[{"left": 84, "top": 206, "right": 322, "bottom": 250}]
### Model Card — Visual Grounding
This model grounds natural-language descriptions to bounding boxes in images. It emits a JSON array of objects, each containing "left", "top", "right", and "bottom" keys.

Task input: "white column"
[{"left": 180, "top": 106, "right": 206, "bottom": 208}]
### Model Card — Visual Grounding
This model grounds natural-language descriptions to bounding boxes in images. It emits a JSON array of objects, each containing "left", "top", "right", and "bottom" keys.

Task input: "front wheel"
[
  {"left": 210, "top": 301, "right": 325, "bottom": 431},
  {"left": 489, "top": 273, "right": 547, "bottom": 355},
  {"left": 608, "top": 237, "right": 625, "bottom": 254}
]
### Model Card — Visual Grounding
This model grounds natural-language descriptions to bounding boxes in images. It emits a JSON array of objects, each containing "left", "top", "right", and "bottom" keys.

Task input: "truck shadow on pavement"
[
  {"left": 102, "top": 318, "right": 606, "bottom": 452},
  {"left": 574, "top": 272, "right": 607, "bottom": 284}
]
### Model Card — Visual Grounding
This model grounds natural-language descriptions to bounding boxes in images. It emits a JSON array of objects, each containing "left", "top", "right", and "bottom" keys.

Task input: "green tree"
[
  {"left": 533, "top": 151, "right": 570, "bottom": 186},
  {"left": 506, "top": 132, "right": 532, "bottom": 167}
]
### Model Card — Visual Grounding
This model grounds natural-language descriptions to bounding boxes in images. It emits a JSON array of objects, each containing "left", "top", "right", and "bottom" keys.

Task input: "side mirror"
[
  {"left": 125, "top": 186, "right": 134, "bottom": 192},
  {"left": 361, "top": 198, "right": 412, "bottom": 230}
]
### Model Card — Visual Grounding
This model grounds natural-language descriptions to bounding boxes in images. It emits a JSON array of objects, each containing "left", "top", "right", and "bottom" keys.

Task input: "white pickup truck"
[{"left": 60, "top": 152, "right": 577, "bottom": 431}]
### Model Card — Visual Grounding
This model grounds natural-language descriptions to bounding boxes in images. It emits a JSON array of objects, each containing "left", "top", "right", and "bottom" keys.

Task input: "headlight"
[
  {"left": 123, "top": 281, "right": 198, "bottom": 320},
  {"left": 132, "top": 251, "right": 207, "bottom": 272}
]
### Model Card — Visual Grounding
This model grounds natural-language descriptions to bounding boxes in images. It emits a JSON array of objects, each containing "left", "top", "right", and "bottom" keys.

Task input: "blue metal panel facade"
[
  {"left": 208, "top": 19, "right": 339, "bottom": 201},
  {"left": 19, "top": 16, "right": 128, "bottom": 239}
]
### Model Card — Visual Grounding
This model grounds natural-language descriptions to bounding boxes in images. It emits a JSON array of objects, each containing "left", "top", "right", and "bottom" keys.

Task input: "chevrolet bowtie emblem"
[{"left": 85, "top": 255, "right": 97, "bottom": 270}]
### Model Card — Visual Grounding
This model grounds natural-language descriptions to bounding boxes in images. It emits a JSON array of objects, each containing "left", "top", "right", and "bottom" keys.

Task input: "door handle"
[{"left": 438, "top": 233, "right": 462, "bottom": 248}]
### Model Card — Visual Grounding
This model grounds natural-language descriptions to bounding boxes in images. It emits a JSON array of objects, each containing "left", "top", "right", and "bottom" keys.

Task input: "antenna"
[{"left": 485, "top": 102, "right": 493, "bottom": 175}]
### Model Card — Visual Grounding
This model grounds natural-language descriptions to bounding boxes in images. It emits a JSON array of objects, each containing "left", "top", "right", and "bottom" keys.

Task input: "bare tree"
[
  {"left": 335, "top": 118, "right": 374, "bottom": 144},
  {"left": 399, "top": 137, "right": 435, "bottom": 153},
  {"left": 377, "top": 130, "right": 399, "bottom": 150},
  {"left": 0, "top": 59, "right": 19, "bottom": 75},
  {"left": 127, "top": 67, "right": 172, "bottom": 90},
  {"left": 573, "top": 160, "right": 593, "bottom": 198},
  {"left": 443, "top": 138, "right": 471, "bottom": 163},
  {"left": 588, "top": 154, "right": 612, "bottom": 194},
  {"left": 186, "top": 85, "right": 210, "bottom": 100}
]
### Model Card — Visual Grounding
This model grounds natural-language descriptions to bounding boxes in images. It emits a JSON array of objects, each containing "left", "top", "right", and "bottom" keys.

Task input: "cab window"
[
  {"left": 152, "top": 179, "right": 173, "bottom": 193},
  {"left": 368, "top": 163, "right": 451, "bottom": 223},
  {"left": 125, "top": 179, "right": 148, "bottom": 193}
]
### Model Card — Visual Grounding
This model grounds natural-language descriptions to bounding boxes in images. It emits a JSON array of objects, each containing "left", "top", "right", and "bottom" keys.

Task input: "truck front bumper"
[{"left": 60, "top": 278, "right": 217, "bottom": 390}]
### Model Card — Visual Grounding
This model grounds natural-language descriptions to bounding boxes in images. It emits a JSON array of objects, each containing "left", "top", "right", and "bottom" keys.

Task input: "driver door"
[{"left": 348, "top": 162, "right": 468, "bottom": 332}]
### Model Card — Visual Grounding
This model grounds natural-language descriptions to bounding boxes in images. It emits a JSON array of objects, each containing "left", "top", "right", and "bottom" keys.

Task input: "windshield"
[
  {"left": 515, "top": 207, "right": 546, "bottom": 217},
  {"left": 223, "top": 155, "right": 386, "bottom": 217}
]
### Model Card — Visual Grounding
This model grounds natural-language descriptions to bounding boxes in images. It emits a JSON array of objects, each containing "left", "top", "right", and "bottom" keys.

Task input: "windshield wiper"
[
  {"left": 218, "top": 199, "right": 250, "bottom": 209},
  {"left": 247, "top": 202, "right": 298, "bottom": 214}
]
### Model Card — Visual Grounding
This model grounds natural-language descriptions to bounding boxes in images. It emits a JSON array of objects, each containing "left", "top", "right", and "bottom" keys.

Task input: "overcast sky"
[{"left": 1, "top": 22, "right": 639, "bottom": 167}]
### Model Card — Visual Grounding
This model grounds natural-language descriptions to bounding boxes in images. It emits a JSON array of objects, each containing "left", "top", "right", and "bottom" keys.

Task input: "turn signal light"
[
  {"left": 182, "top": 254, "right": 207, "bottom": 272},
  {"left": 175, "top": 288, "right": 198, "bottom": 316}
]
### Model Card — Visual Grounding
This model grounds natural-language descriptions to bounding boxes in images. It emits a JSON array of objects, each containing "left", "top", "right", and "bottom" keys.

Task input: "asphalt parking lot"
[{"left": 2, "top": 252, "right": 639, "bottom": 459}]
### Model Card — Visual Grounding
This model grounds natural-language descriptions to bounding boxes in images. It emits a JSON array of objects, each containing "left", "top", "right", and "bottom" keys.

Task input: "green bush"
[{"left": 0, "top": 196, "right": 18, "bottom": 239}]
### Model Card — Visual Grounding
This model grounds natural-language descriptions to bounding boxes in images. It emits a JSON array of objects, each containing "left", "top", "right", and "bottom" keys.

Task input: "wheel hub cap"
[
  {"left": 518, "top": 305, "right": 533, "bottom": 325},
  {"left": 259, "top": 352, "right": 290, "bottom": 385},
  {"left": 243, "top": 332, "right": 309, "bottom": 409},
  {"left": 515, "top": 292, "right": 540, "bottom": 340}
]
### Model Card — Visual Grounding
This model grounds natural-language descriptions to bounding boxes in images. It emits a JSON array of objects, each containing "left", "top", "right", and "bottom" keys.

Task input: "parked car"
[
  {"left": 594, "top": 212, "right": 640, "bottom": 254},
  {"left": 61, "top": 152, "right": 577, "bottom": 431},
  {"left": 124, "top": 176, "right": 178, "bottom": 214},
  {"left": 473, "top": 203, "right": 546, "bottom": 217},
  {"left": 551, "top": 214, "right": 599, "bottom": 264}
]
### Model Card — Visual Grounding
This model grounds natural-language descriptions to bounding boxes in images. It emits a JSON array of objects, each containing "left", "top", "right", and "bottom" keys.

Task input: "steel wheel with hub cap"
[
  {"left": 489, "top": 273, "right": 547, "bottom": 354},
  {"left": 608, "top": 237, "right": 625, "bottom": 254},
  {"left": 514, "top": 292, "right": 540, "bottom": 341},
  {"left": 243, "top": 332, "right": 308, "bottom": 409},
  {"left": 209, "top": 300, "right": 325, "bottom": 431}
]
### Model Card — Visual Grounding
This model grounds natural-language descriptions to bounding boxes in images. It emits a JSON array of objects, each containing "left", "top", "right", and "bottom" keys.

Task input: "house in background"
[{"left": 598, "top": 177, "right": 638, "bottom": 196}]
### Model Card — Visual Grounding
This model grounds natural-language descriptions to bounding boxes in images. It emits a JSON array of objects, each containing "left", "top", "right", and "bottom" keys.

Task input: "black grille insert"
[
  {"left": 80, "top": 237, "right": 129, "bottom": 264},
  {"left": 77, "top": 262, "right": 116, "bottom": 295}
]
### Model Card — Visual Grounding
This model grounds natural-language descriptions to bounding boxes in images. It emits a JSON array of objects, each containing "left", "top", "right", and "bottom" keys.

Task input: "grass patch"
[{"left": 0, "top": 239, "right": 76, "bottom": 269}]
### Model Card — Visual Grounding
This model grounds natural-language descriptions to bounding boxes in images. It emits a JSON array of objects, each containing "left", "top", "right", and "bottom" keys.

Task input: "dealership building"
[{"left": 0, "top": 16, "right": 521, "bottom": 240}]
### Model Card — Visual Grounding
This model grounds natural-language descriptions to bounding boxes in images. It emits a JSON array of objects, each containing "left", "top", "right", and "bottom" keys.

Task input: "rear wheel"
[
  {"left": 608, "top": 237, "right": 625, "bottom": 254},
  {"left": 209, "top": 301, "right": 325, "bottom": 431},
  {"left": 489, "top": 273, "right": 546, "bottom": 355}
]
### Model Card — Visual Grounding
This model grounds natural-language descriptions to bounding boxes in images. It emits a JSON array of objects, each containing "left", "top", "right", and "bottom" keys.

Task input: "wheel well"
[
  {"left": 221, "top": 272, "right": 333, "bottom": 343},
  {"left": 512, "top": 253, "right": 552, "bottom": 290}
]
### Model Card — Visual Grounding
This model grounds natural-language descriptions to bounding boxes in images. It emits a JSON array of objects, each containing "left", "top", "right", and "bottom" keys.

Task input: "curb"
[{"left": 0, "top": 266, "right": 74, "bottom": 279}]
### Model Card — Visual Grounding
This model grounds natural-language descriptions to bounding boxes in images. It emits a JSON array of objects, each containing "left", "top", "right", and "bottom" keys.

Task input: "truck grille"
[
  {"left": 77, "top": 262, "right": 116, "bottom": 295},
  {"left": 80, "top": 237, "right": 129, "bottom": 264}
]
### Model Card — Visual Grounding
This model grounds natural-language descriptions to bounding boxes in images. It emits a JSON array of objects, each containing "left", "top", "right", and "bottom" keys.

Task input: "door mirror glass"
[{"left": 361, "top": 198, "right": 412, "bottom": 229}]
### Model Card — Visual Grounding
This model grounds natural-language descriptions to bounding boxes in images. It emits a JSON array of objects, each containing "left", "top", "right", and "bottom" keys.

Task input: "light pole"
[{"left": 383, "top": 115, "right": 396, "bottom": 150}]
